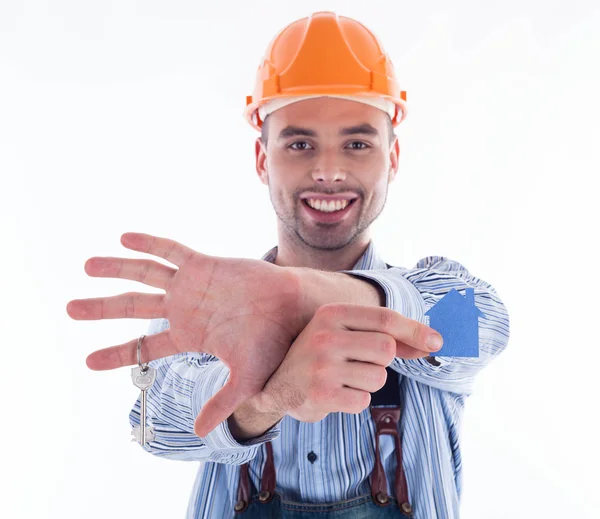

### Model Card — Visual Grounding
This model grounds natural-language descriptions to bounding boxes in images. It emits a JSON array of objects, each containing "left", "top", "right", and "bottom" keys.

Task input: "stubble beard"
[{"left": 271, "top": 188, "right": 388, "bottom": 252}]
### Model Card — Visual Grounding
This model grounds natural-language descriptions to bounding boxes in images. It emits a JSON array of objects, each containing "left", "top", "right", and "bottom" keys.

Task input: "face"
[{"left": 255, "top": 96, "right": 400, "bottom": 251}]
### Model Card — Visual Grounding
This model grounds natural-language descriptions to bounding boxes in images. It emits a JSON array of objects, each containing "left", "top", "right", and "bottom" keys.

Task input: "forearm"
[{"left": 293, "top": 267, "right": 386, "bottom": 323}]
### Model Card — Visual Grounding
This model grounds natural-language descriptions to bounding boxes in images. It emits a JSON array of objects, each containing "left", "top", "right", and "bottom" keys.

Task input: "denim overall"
[{"left": 233, "top": 368, "right": 413, "bottom": 518}]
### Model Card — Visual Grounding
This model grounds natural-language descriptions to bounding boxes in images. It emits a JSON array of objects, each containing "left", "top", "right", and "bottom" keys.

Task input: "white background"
[{"left": 1, "top": 1, "right": 599, "bottom": 517}]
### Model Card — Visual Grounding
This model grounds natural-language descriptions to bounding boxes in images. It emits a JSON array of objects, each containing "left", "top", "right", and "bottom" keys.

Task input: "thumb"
[{"left": 193, "top": 376, "right": 253, "bottom": 438}]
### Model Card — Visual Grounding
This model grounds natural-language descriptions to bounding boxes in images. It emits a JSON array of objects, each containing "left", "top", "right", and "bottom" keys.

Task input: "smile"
[{"left": 301, "top": 198, "right": 358, "bottom": 223}]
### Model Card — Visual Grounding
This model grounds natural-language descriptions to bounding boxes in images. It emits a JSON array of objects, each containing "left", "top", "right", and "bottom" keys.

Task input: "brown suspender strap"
[
  {"left": 234, "top": 463, "right": 251, "bottom": 513},
  {"left": 369, "top": 407, "right": 412, "bottom": 516},
  {"left": 234, "top": 441, "right": 276, "bottom": 513},
  {"left": 258, "top": 441, "right": 276, "bottom": 502}
]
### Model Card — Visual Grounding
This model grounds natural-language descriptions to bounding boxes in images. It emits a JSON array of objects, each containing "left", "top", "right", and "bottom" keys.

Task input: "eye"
[
  {"left": 289, "top": 141, "right": 313, "bottom": 151},
  {"left": 346, "top": 141, "right": 370, "bottom": 150}
]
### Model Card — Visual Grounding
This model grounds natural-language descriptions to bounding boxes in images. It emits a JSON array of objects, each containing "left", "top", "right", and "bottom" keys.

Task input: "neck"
[{"left": 272, "top": 228, "right": 372, "bottom": 271}]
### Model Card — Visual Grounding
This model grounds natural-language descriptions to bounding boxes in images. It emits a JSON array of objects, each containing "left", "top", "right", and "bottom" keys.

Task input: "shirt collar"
[{"left": 260, "top": 240, "right": 388, "bottom": 271}]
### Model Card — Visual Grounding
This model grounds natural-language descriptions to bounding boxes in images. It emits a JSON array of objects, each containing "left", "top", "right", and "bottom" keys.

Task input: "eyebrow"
[{"left": 277, "top": 123, "right": 380, "bottom": 141}]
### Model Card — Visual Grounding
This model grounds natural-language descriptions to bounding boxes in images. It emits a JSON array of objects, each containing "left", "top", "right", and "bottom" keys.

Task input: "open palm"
[{"left": 67, "top": 232, "right": 305, "bottom": 436}]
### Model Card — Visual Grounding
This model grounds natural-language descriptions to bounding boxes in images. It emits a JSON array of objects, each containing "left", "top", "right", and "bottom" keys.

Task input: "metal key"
[{"left": 131, "top": 364, "right": 156, "bottom": 446}]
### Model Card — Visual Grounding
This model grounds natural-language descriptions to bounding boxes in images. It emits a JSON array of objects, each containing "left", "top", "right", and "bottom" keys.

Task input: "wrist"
[
  {"left": 289, "top": 267, "right": 321, "bottom": 327},
  {"left": 228, "top": 393, "right": 285, "bottom": 442}
]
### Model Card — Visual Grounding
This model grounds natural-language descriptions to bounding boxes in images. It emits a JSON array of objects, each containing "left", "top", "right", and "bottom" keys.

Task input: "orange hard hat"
[{"left": 244, "top": 11, "right": 408, "bottom": 131}]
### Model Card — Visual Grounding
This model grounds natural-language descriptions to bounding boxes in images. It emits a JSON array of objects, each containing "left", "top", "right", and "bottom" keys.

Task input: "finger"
[
  {"left": 338, "top": 331, "right": 428, "bottom": 360},
  {"left": 316, "top": 303, "right": 443, "bottom": 354},
  {"left": 85, "top": 329, "right": 174, "bottom": 370},
  {"left": 338, "top": 361, "right": 388, "bottom": 393},
  {"left": 330, "top": 387, "right": 372, "bottom": 415},
  {"left": 120, "top": 232, "right": 197, "bottom": 268},
  {"left": 395, "top": 341, "right": 433, "bottom": 359},
  {"left": 331, "top": 330, "right": 397, "bottom": 366},
  {"left": 193, "top": 378, "right": 253, "bottom": 438},
  {"left": 66, "top": 292, "right": 164, "bottom": 320},
  {"left": 84, "top": 256, "right": 176, "bottom": 290}
]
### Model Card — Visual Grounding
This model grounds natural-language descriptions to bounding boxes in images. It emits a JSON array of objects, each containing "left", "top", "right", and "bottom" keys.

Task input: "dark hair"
[{"left": 260, "top": 113, "right": 395, "bottom": 148}]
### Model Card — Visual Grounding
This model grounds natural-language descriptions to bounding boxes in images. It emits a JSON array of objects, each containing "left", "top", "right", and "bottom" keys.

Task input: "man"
[{"left": 68, "top": 11, "right": 510, "bottom": 518}]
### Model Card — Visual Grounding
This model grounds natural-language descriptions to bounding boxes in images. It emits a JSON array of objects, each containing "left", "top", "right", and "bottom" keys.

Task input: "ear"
[
  {"left": 255, "top": 137, "right": 268, "bottom": 185},
  {"left": 388, "top": 136, "right": 400, "bottom": 184}
]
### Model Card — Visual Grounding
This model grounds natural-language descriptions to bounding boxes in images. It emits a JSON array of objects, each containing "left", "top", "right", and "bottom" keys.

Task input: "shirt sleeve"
[
  {"left": 129, "top": 317, "right": 281, "bottom": 463},
  {"left": 338, "top": 256, "right": 510, "bottom": 395}
]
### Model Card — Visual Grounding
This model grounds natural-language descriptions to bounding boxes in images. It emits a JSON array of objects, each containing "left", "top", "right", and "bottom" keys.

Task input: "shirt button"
[{"left": 307, "top": 451, "right": 317, "bottom": 463}]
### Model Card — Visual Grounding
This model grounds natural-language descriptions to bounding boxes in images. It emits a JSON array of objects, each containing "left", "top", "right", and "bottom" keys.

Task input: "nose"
[{"left": 311, "top": 151, "right": 347, "bottom": 183}]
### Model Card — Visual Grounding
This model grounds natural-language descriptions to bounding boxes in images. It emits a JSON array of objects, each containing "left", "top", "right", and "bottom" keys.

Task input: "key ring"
[{"left": 137, "top": 334, "right": 148, "bottom": 373}]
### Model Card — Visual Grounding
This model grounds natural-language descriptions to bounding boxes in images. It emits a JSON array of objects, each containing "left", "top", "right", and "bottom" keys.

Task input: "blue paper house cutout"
[{"left": 424, "top": 288, "right": 485, "bottom": 357}]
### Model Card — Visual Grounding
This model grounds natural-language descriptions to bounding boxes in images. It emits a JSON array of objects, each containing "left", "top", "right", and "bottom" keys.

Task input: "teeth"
[{"left": 306, "top": 198, "right": 351, "bottom": 213}]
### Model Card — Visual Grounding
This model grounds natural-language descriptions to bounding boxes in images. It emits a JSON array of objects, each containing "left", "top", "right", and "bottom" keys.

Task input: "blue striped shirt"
[{"left": 129, "top": 240, "right": 510, "bottom": 518}]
